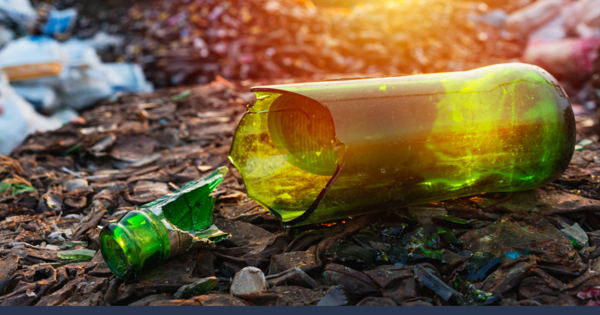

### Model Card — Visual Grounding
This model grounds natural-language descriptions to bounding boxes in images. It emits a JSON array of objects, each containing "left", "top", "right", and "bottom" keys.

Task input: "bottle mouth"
[
  {"left": 229, "top": 91, "right": 340, "bottom": 224},
  {"left": 99, "top": 223, "right": 134, "bottom": 279}
]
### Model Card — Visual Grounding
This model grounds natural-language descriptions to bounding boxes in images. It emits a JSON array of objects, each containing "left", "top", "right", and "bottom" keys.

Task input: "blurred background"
[{"left": 0, "top": 0, "right": 599, "bottom": 153}]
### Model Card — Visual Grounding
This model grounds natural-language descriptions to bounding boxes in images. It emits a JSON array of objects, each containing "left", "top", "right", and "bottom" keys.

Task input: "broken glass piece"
[
  {"left": 437, "top": 227, "right": 464, "bottom": 249},
  {"left": 560, "top": 223, "right": 589, "bottom": 249},
  {"left": 59, "top": 241, "right": 89, "bottom": 250},
  {"left": 432, "top": 215, "right": 472, "bottom": 229},
  {"left": 0, "top": 177, "right": 36, "bottom": 196},
  {"left": 141, "top": 167, "right": 227, "bottom": 231},
  {"left": 171, "top": 89, "right": 192, "bottom": 101},
  {"left": 463, "top": 252, "right": 501, "bottom": 282},
  {"left": 378, "top": 222, "right": 409, "bottom": 243},
  {"left": 57, "top": 249, "right": 96, "bottom": 261},
  {"left": 174, "top": 276, "right": 219, "bottom": 299},
  {"left": 414, "top": 264, "right": 461, "bottom": 302},
  {"left": 411, "top": 248, "right": 447, "bottom": 264},
  {"left": 99, "top": 167, "right": 230, "bottom": 280},
  {"left": 456, "top": 283, "right": 500, "bottom": 306},
  {"left": 386, "top": 244, "right": 410, "bottom": 266},
  {"left": 404, "top": 226, "right": 441, "bottom": 251},
  {"left": 229, "top": 64, "right": 575, "bottom": 226}
]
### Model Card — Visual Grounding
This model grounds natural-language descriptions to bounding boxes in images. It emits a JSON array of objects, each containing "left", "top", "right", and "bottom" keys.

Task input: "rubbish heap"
[
  {"left": 62, "top": 0, "right": 525, "bottom": 86},
  {"left": 0, "top": 0, "right": 154, "bottom": 155},
  {"left": 52, "top": 0, "right": 600, "bottom": 105}
]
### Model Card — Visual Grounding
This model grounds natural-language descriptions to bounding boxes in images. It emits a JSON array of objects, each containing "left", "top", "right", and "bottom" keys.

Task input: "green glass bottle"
[
  {"left": 229, "top": 63, "right": 575, "bottom": 227},
  {"left": 99, "top": 167, "right": 230, "bottom": 280}
]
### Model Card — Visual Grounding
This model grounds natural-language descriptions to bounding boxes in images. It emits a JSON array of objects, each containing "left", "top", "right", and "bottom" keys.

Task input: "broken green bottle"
[
  {"left": 99, "top": 167, "right": 230, "bottom": 280},
  {"left": 229, "top": 63, "right": 575, "bottom": 226}
]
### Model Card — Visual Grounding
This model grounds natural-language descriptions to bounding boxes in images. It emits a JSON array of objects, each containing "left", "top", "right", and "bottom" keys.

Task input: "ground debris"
[{"left": 1, "top": 11, "right": 600, "bottom": 304}]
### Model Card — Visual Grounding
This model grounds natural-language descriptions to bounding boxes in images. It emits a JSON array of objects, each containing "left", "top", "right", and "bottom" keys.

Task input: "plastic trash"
[
  {"left": 505, "top": 0, "right": 564, "bottom": 36},
  {"left": 229, "top": 63, "right": 575, "bottom": 226},
  {"left": 523, "top": 37, "right": 600, "bottom": 85},
  {"left": 0, "top": 24, "right": 14, "bottom": 47},
  {"left": 62, "top": 39, "right": 102, "bottom": 69},
  {"left": 0, "top": 0, "right": 37, "bottom": 32},
  {"left": 99, "top": 167, "right": 230, "bottom": 280},
  {"left": 59, "top": 67, "right": 113, "bottom": 110},
  {"left": 102, "top": 63, "right": 154, "bottom": 94},
  {"left": 0, "top": 71, "right": 63, "bottom": 155},
  {"left": 81, "top": 31, "right": 124, "bottom": 51},
  {"left": 41, "top": 8, "right": 77, "bottom": 36},
  {"left": 11, "top": 84, "right": 58, "bottom": 113},
  {"left": 0, "top": 35, "right": 68, "bottom": 86}
]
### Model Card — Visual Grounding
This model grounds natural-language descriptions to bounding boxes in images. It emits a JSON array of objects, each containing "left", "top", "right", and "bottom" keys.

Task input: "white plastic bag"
[
  {"left": 62, "top": 39, "right": 102, "bottom": 69},
  {"left": 102, "top": 63, "right": 154, "bottom": 94},
  {"left": 41, "top": 8, "right": 77, "bottom": 35},
  {"left": 11, "top": 84, "right": 58, "bottom": 113},
  {"left": 82, "top": 31, "right": 124, "bottom": 51},
  {"left": 0, "top": 35, "right": 68, "bottom": 86},
  {"left": 0, "top": 71, "right": 63, "bottom": 155},
  {"left": 59, "top": 68, "right": 113, "bottom": 110},
  {"left": 0, "top": 0, "right": 37, "bottom": 31},
  {"left": 0, "top": 24, "right": 14, "bottom": 48}
]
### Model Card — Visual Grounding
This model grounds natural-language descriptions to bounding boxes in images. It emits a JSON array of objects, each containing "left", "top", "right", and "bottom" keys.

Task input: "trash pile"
[
  {"left": 0, "top": 76, "right": 599, "bottom": 306},
  {"left": 53, "top": 0, "right": 600, "bottom": 103},
  {"left": 0, "top": 0, "right": 154, "bottom": 155},
  {"left": 63, "top": 0, "right": 525, "bottom": 86}
]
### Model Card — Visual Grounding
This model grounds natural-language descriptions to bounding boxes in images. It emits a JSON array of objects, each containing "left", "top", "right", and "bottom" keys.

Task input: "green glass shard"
[
  {"left": 57, "top": 249, "right": 96, "bottom": 261},
  {"left": 99, "top": 167, "right": 230, "bottom": 280},
  {"left": 171, "top": 90, "right": 192, "bottom": 101},
  {"left": 140, "top": 167, "right": 227, "bottom": 231}
]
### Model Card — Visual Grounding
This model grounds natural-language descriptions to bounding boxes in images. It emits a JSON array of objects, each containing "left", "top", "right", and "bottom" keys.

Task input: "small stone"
[
  {"left": 561, "top": 223, "right": 589, "bottom": 249},
  {"left": 230, "top": 267, "right": 268, "bottom": 295},
  {"left": 64, "top": 179, "right": 89, "bottom": 191},
  {"left": 174, "top": 277, "right": 219, "bottom": 299}
]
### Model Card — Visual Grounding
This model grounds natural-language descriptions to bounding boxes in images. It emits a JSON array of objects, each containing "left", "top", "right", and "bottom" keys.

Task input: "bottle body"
[
  {"left": 99, "top": 209, "right": 170, "bottom": 280},
  {"left": 229, "top": 63, "right": 575, "bottom": 226},
  {"left": 99, "top": 167, "right": 228, "bottom": 280}
]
